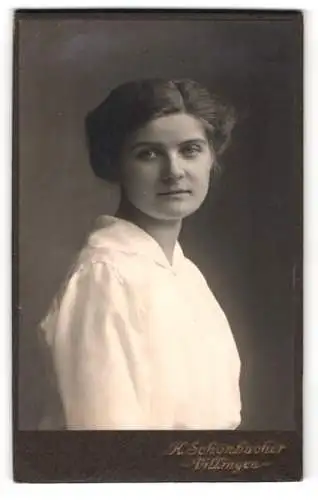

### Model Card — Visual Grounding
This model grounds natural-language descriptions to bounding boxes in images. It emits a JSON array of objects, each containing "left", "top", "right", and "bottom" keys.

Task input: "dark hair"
[{"left": 85, "top": 78, "right": 237, "bottom": 182}]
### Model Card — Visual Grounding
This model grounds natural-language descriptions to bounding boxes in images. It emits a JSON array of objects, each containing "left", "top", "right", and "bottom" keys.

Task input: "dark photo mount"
[{"left": 12, "top": 9, "right": 303, "bottom": 482}]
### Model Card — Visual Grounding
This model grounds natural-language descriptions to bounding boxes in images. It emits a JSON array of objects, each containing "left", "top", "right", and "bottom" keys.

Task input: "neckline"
[{"left": 92, "top": 214, "right": 184, "bottom": 271}]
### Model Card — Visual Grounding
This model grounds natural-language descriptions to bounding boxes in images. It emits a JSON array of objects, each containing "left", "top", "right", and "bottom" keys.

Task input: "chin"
[{"left": 132, "top": 197, "right": 205, "bottom": 222}]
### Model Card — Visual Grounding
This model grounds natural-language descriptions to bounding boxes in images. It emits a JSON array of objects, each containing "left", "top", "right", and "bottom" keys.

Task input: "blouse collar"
[{"left": 88, "top": 215, "right": 185, "bottom": 271}]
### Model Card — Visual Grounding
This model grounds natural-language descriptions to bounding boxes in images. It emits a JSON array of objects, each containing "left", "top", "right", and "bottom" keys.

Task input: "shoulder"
[
  {"left": 76, "top": 243, "right": 150, "bottom": 289},
  {"left": 181, "top": 254, "right": 210, "bottom": 288},
  {"left": 71, "top": 215, "right": 154, "bottom": 284},
  {"left": 45, "top": 238, "right": 150, "bottom": 315},
  {"left": 180, "top": 255, "right": 229, "bottom": 317},
  {"left": 52, "top": 245, "right": 146, "bottom": 308},
  {"left": 39, "top": 250, "right": 147, "bottom": 345}
]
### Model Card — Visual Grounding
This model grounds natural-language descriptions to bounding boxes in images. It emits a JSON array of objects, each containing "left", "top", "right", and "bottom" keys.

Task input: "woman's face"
[{"left": 119, "top": 113, "right": 214, "bottom": 221}]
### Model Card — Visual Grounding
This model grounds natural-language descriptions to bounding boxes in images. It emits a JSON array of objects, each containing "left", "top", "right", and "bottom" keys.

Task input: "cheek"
[
  {"left": 121, "top": 162, "right": 157, "bottom": 195},
  {"left": 190, "top": 159, "right": 212, "bottom": 185}
]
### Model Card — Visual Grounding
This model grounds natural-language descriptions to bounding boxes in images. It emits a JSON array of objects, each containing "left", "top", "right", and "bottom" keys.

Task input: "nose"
[{"left": 161, "top": 153, "right": 185, "bottom": 182}]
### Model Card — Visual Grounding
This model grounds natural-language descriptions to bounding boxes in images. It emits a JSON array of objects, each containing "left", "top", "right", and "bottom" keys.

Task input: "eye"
[
  {"left": 180, "top": 143, "right": 204, "bottom": 158},
  {"left": 135, "top": 148, "right": 160, "bottom": 161}
]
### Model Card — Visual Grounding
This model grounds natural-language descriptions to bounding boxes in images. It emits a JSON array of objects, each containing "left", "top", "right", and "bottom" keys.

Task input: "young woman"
[{"left": 39, "top": 78, "right": 242, "bottom": 430}]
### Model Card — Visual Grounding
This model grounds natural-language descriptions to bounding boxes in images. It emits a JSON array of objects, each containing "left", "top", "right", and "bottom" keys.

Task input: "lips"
[{"left": 157, "top": 189, "right": 191, "bottom": 196}]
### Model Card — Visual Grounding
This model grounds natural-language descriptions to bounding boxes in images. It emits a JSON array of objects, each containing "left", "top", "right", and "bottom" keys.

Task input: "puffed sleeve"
[{"left": 39, "top": 260, "right": 151, "bottom": 430}]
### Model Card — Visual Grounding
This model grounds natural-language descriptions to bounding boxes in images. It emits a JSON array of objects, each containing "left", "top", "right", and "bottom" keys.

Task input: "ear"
[
  {"left": 208, "top": 145, "right": 217, "bottom": 171},
  {"left": 209, "top": 157, "right": 222, "bottom": 184}
]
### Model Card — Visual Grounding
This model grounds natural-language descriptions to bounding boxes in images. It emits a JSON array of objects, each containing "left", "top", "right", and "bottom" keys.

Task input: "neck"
[{"left": 116, "top": 197, "right": 182, "bottom": 265}]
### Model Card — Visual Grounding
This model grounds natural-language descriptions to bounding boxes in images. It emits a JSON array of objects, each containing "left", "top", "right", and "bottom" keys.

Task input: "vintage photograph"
[{"left": 13, "top": 9, "right": 303, "bottom": 481}]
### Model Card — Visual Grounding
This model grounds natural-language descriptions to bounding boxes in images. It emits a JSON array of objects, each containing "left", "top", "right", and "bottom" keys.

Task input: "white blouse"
[{"left": 39, "top": 215, "right": 241, "bottom": 430}]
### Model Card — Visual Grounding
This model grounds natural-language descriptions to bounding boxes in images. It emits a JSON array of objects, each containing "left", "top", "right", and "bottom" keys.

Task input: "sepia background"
[{"left": 16, "top": 13, "right": 302, "bottom": 430}]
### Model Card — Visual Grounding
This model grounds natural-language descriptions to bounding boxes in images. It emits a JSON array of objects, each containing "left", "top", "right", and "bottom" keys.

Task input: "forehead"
[{"left": 128, "top": 113, "right": 207, "bottom": 146}]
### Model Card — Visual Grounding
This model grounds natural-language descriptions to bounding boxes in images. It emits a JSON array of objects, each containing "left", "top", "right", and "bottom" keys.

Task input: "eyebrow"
[{"left": 129, "top": 138, "right": 208, "bottom": 151}]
